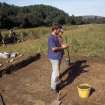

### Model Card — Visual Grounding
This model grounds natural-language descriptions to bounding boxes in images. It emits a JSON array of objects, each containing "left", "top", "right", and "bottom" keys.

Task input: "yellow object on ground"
[{"left": 77, "top": 84, "right": 91, "bottom": 98}]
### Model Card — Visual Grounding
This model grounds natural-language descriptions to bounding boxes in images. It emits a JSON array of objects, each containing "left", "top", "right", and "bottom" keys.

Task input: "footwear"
[{"left": 56, "top": 84, "right": 60, "bottom": 93}]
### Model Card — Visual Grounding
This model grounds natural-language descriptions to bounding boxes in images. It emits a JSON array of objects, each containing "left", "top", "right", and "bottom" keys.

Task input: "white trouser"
[{"left": 50, "top": 59, "right": 60, "bottom": 90}]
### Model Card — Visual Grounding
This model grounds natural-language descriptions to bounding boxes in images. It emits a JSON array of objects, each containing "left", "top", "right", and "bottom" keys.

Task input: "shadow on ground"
[
  {"left": 59, "top": 60, "right": 89, "bottom": 90},
  {"left": 0, "top": 53, "right": 40, "bottom": 77}
]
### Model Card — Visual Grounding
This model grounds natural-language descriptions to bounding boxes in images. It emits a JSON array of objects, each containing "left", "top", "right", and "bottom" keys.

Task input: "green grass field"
[{"left": 0, "top": 24, "right": 105, "bottom": 58}]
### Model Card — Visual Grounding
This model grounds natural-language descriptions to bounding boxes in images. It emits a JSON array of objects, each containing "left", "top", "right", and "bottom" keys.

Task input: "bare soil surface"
[{"left": 0, "top": 54, "right": 105, "bottom": 105}]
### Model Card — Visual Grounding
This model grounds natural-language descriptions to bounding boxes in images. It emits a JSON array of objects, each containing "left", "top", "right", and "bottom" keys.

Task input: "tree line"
[{"left": 0, "top": 2, "right": 105, "bottom": 29}]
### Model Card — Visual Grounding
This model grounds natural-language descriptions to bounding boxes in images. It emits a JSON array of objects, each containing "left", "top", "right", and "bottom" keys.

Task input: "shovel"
[
  {"left": 65, "top": 36, "right": 71, "bottom": 66},
  {"left": 0, "top": 93, "right": 6, "bottom": 105}
]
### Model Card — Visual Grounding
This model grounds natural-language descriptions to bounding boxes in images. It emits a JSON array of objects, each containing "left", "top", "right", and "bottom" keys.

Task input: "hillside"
[
  {"left": 0, "top": 2, "right": 105, "bottom": 29},
  {"left": 0, "top": 2, "right": 70, "bottom": 29}
]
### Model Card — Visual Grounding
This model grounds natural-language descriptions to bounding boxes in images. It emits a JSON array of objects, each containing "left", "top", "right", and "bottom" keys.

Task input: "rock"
[
  {"left": 9, "top": 58, "right": 14, "bottom": 63},
  {"left": 0, "top": 64, "right": 3, "bottom": 67},
  {"left": 0, "top": 52, "right": 9, "bottom": 59},
  {"left": 10, "top": 52, "right": 17, "bottom": 58},
  {"left": 26, "top": 83, "right": 31, "bottom": 86},
  {"left": 18, "top": 54, "right": 23, "bottom": 57}
]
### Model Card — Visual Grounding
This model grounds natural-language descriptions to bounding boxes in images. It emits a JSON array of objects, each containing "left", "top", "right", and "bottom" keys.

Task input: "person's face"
[
  {"left": 55, "top": 28, "right": 61, "bottom": 35},
  {"left": 59, "top": 28, "right": 64, "bottom": 36},
  {"left": 59, "top": 30, "right": 63, "bottom": 36}
]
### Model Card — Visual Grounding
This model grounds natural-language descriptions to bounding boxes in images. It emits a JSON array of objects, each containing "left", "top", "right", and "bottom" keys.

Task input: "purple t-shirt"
[{"left": 48, "top": 35, "right": 64, "bottom": 60}]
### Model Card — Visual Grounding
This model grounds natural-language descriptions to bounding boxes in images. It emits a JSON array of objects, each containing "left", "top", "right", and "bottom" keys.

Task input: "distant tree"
[
  {"left": 0, "top": 15, "right": 14, "bottom": 29},
  {"left": 0, "top": 2, "right": 105, "bottom": 29},
  {"left": 71, "top": 15, "right": 76, "bottom": 25}
]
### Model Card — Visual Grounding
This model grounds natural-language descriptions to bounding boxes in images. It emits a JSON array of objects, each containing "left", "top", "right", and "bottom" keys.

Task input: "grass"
[
  {"left": 64, "top": 24, "right": 105, "bottom": 57},
  {"left": 0, "top": 24, "right": 105, "bottom": 58}
]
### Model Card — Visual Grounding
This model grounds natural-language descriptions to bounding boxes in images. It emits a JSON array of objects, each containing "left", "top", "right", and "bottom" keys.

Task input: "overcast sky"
[{"left": 1, "top": 0, "right": 105, "bottom": 16}]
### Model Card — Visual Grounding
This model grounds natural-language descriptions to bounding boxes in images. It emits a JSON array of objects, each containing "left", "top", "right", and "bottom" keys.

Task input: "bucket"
[{"left": 77, "top": 84, "right": 91, "bottom": 98}]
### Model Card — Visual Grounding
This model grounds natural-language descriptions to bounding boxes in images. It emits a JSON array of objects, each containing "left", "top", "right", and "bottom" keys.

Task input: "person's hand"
[{"left": 61, "top": 44, "right": 69, "bottom": 49}]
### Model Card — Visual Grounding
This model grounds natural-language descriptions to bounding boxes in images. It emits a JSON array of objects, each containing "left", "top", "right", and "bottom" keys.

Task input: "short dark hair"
[{"left": 52, "top": 23, "right": 62, "bottom": 31}]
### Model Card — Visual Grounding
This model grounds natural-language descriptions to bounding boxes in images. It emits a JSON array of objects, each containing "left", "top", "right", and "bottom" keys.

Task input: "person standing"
[
  {"left": 0, "top": 31, "right": 2, "bottom": 45},
  {"left": 48, "top": 24, "right": 69, "bottom": 92},
  {"left": 9, "top": 29, "right": 17, "bottom": 43}
]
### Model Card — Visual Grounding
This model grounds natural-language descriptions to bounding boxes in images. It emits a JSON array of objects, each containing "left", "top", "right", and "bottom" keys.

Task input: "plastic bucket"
[{"left": 77, "top": 84, "right": 91, "bottom": 98}]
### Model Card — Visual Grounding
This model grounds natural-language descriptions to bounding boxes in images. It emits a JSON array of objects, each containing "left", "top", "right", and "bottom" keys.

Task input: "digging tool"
[
  {"left": 0, "top": 93, "right": 6, "bottom": 105},
  {"left": 65, "top": 36, "right": 71, "bottom": 65}
]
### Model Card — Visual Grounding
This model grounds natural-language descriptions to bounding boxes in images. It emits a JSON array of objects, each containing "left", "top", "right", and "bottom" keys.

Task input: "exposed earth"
[{"left": 0, "top": 54, "right": 105, "bottom": 105}]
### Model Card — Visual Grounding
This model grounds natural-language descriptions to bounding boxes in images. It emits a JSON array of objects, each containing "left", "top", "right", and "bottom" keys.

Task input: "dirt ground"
[{"left": 0, "top": 54, "right": 105, "bottom": 105}]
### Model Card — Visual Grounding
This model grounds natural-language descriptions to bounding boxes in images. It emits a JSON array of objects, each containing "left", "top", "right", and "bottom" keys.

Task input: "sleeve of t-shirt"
[{"left": 48, "top": 37, "right": 56, "bottom": 48}]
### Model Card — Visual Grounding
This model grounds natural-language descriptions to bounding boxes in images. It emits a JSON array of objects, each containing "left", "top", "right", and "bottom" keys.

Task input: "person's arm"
[
  {"left": 52, "top": 47, "right": 63, "bottom": 52},
  {"left": 52, "top": 44, "right": 68, "bottom": 52}
]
